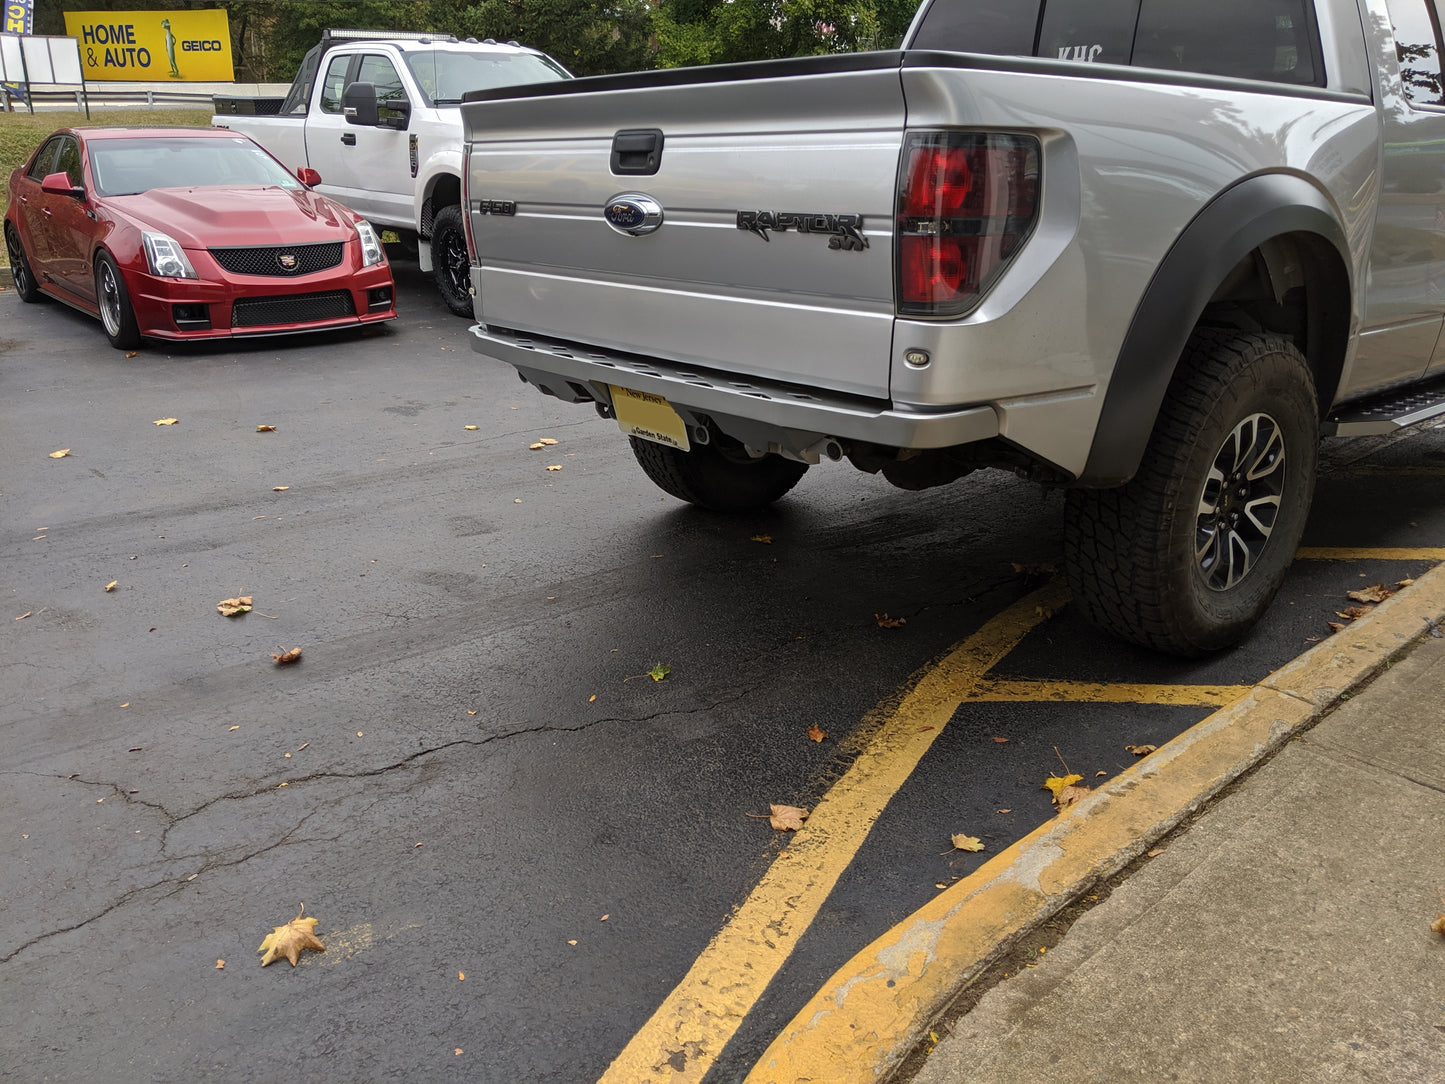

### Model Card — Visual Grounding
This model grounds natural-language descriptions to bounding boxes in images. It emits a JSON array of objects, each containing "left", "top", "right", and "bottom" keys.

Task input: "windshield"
[
  {"left": 89, "top": 135, "right": 303, "bottom": 197},
  {"left": 404, "top": 50, "right": 570, "bottom": 105}
]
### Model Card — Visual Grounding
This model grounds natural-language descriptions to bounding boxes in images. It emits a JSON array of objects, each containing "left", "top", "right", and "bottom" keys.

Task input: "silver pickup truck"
[{"left": 461, "top": 0, "right": 1445, "bottom": 655}]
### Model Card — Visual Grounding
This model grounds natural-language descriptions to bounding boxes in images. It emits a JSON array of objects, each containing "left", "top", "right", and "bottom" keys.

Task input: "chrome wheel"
[
  {"left": 98, "top": 258, "right": 124, "bottom": 337},
  {"left": 1194, "top": 412, "right": 1285, "bottom": 591}
]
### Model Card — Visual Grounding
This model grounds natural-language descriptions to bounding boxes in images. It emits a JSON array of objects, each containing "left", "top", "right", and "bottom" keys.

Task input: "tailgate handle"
[{"left": 611, "top": 129, "right": 664, "bottom": 176}]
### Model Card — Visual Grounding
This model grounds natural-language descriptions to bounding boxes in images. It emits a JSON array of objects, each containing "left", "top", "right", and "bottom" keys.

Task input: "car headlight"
[
  {"left": 142, "top": 231, "right": 198, "bottom": 279},
  {"left": 356, "top": 220, "right": 384, "bottom": 267}
]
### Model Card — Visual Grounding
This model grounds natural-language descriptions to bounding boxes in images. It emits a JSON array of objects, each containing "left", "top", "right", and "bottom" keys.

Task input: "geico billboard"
[{"left": 63, "top": 10, "right": 232, "bottom": 81}]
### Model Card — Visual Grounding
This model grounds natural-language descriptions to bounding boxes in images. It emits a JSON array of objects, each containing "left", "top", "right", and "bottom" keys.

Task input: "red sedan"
[{"left": 4, "top": 126, "right": 396, "bottom": 349}]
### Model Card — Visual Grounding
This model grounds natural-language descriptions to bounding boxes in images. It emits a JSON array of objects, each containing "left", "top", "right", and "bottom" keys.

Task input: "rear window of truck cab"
[{"left": 911, "top": 0, "right": 1323, "bottom": 87}]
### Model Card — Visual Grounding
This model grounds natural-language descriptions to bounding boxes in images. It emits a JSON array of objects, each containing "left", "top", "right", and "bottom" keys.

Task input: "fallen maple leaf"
[
  {"left": 258, "top": 905, "right": 325, "bottom": 967},
  {"left": 1347, "top": 584, "right": 1394, "bottom": 604},
  {"left": 153, "top": 418, "right": 179, "bottom": 426},
  {"left": 1327, "top": 621, "right": 1349, "bottom": 634},
  {"left": 271, "top": 646, "right": 303, "bottom": 665},
  {"left": 217, "top": 596, "right": 253, "bottom": 617},
  {"left": 647, "top": 662, "right": 670, "bottom": 682},
  {"left": 1125, "top": 744, "right": 1157, "bottom": 756},
  {"left": 49, "top": 449, "right": 71, "bottom": 459},
  {"left": 875, "top": 613, "right": 906, "bottom": 628},
  {"left": 807, "top": 724, "right": 828, "bottom": 743},
  {"left": 538, "top": 438, "right": 558, "bottom": 446},
  {"left": 529, "top": 442, "right": 545, "bottom": 450},
  {"left": 768, "top": 804, "right": 808, "bottom": 831},
  {"left": 104, "top": 580, "right": 118, "bottom": 592},
  {"left": 1338, "top": 606, "right": 1371, "bottom": 620},
  {"left": 1042, "top": 773, "right": 1083, "bottom": 800},
  {"left": 951, "top": 834, "right": 985, "bottom": 852},
  {"left": 1055, "top": 783, "right": 1090, "bottom": 811},
  {"left": 257, "top": 425, "right": 277, "bottom": 432},
  {"left": 546, "top": 464, "right": 562, "bottom": 471},
  {"left": 215, "top": 959, "right": 225, "bottom": 969},
  {"left": 1397, "top": 578, "right": 1416, "bottom": 588}
]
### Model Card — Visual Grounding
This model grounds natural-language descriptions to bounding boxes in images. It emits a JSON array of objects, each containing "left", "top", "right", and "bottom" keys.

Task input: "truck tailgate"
[{"left": 462, "top": 57, "right": 905, "bottom": 401}]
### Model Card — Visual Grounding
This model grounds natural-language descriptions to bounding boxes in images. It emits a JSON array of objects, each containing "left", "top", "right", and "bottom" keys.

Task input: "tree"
[{"left": 456, "top": 0, "right": 655, "bottom": 76}]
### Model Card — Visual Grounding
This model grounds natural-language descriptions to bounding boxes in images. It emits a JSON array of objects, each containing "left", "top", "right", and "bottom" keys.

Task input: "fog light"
[
  {"left": 904, "top": 348, "right": 931, "bottom": 369},
  {"left": 172, "top": 303, "right": 211, "bottom": 330},
  {"left": 367, "top": 286, "right": 393, "bottom": 312}
]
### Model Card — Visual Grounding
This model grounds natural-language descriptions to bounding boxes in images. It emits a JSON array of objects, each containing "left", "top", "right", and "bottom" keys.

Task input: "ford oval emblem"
[{"left": 604, "top": 194, "right": 663, "bottom": 236}]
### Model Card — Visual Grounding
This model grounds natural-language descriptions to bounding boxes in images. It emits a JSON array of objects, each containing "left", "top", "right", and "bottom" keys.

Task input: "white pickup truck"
[{"left": 214, "top": 28, "right": 569, "bottom": 315}]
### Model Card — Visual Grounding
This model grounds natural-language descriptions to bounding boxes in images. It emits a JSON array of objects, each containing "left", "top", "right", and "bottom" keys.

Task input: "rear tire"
[
  {"left": 430, "top": 204, "right": 472, "bottom": 317},
  {"left": 630, "top": 436, "right": 809, "bottom": 512},
  {"left": 1063, "top": 328, "right": 1318, "bottom": 656},
  {"left": 95, "top": 250, "right": 141, "bottom": 350},
  {"left": 5, "top": 223, "right": 42, "bottom": 303}
]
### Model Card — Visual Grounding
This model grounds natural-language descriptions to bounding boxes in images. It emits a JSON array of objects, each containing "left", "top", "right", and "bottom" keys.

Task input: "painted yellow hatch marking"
[
  {"left": 965, "top": 679, "right": 1248, "bottom": 706},
  {"left": 1296, "top": 546, "right": 1445, "bottom": 560},
  {"left": 598, "top": 581, "right": 1069, "bottom": 1084}
]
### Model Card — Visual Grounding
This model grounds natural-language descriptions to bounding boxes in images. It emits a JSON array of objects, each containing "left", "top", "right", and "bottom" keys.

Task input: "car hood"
[{"left": 108, "top": 187, "right": 359, "bottom": 248}]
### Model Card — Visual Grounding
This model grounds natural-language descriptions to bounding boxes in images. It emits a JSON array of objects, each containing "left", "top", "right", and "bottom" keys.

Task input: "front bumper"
[{"left": 470, "top": 324, "right": 999, "bottom": 455}]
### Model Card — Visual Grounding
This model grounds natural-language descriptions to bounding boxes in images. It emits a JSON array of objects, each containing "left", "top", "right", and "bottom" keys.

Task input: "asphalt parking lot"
[{"left": 4, "top": 257, "right": 1444, "bottom": 1081}]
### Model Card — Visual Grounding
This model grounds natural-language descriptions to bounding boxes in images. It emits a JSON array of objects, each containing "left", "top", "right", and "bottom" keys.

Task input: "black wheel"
[
  {"left": 630, "top": 435, "right": 809, "bottom": 512},
  {"left": 5, "top": 222, "right": 42, "bottom": 303},
  {"left": 1063, "top": 328, "right": 1318, "bottom": 656},
  {"left": 430, "top": 204, "right": 472, "bottom": 317},
  {"left": 94, "top": 250, "right": 141, "bottom": 350}
]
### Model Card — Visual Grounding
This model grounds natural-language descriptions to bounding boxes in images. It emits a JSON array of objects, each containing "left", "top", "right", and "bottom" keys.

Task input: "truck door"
[
  {"left": 302, "top": 53, "right": 364, "bottom": 204},
  {"left": 1362, "top": 0, "right": 1445, "bottom": 386}
]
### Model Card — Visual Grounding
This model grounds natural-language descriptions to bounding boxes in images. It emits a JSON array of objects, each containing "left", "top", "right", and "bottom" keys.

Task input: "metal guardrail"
[{"left": 2, "top": 83, "right": 290, "bottom": 112}]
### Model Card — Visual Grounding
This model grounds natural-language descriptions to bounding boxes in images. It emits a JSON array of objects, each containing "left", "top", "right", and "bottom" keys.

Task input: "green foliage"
[
  {"left": 456, "top": 0, "right": 655, "bottom": 77},
  {"left": 654, "top": 0, "right": 916, "bottom": 68}
]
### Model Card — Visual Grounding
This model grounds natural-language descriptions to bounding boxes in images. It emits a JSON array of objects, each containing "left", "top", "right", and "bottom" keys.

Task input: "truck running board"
[{"left": 1323, "top": 374, "right": 1445, "bottom": 436}]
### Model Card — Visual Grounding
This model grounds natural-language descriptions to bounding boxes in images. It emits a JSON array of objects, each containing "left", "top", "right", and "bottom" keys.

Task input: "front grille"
[
  {"left": 231, "top": 290, "right": 355, "bottom": 329},
  {"left": 210, "top": 243, "right": 344, "bottom": 277}
]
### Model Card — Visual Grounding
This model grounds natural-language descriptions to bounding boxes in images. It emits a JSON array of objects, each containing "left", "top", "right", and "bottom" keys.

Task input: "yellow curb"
[{"left": 746, "top": 562, "right": 1445, "bottom": 1084}]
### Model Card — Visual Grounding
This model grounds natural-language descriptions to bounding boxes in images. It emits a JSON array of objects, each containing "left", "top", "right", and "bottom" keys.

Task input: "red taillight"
[{"left": 896, "top": 132, "right": 1040, "bottom": 317}]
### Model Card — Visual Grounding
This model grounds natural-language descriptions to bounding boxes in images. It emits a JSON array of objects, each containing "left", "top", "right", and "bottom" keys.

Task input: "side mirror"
[
  {"left": 41, "top": 171, "right": 85, "bottom": 199},
  {"left": 379, "top": 98, "right": 411, "bottom": 131},
  {"left": 296, "top": 167, "right": 322, "bottom": 187},
  {"left": 343, "top": 81, "right": 379, "bottom": 126}
]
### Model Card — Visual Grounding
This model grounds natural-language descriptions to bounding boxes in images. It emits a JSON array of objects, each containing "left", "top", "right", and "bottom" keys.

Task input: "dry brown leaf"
[
  {"left": 992, "top": 736, "right": 1009, "bottom": 744},
  {"left": 546, "top": 464, "right": 562, "bottom": 471},
  {"left": 1397, "top": 578, "right": 1416, "bottom": 588},
  {"left": 273, "top": 486, "right": 290, "bottom": 492},
  {"left": 215, "top": 959, "right": 225, "bottom": 969},
  {"left": 228, "top": 725, "right": 240, "bottom": 732},
  {"left": 751, "top": 534, "right": 773, "bottom": 544},
  {"left": 257, "top": 905, "right": 325, "bottom": 967},
  {"left": 529, "top": 442, "right": 545, "bottom": 450},
  {"left": 104, "top": 580, "right": 118, "bottom": 592},
  {"left": 153, "top": 418, "right": 179, "bottom": 426},
  {"left": 951, "top": 833, "right": 985, "bottom": 852},
  {"left": 271, "top": 646, "right": 303, "bottom": 665},
  {"left": 807, "top": 724, "right": 827, "bottom": 743},
  {"left": 217, "top": 596, "right": 253, "bottom": 617},
  {"left": 1433, "top": 911, "right": 1445, "bottom": 937},
  {"left": 1347, "top": 584, "right": 1394, "bottom": 604},
  {"left": 125, "top": 351, "right": 138, "bottom": 358},
  {"left": 464, "top": 425, "right": 479, "bottom": 431},
  {"left": 1327, "top": 621, "right": 1349, "bottom": 634},
  {"left": 256, "top": 425, "right": 276, "bottom": 432},
  {"left": 538, "top": 438, "right": 558, "bottom": 446},
  {"left": 768, "top": 804, "right": 808, "bottom": 831},
  {"left": 875, "top": 613, "right": 906, "bottom": 628},
  {"left": 1055, "top": 783, "right": 1090, "bottom": 812},
  {"left": 1338, "top": 606, "right": 1371, "bottom": 620},
  {"left": 15, "top": 612, "right": 31, "bottom": 621},
  {"left": 1125, "top": 744, "right": 1157, "bottom": 756},
  {"left": 49, "top": 449, "right": 71, "bottom": 459},
  {"left": 1042, "top": 773, "right": 1083, "bottom": 800},
  {"left": 996, "top": 808, "right": 1011, "bottom": 814},
  {"left": 458, "top": 971, "right": 466, "bottom": 981}
]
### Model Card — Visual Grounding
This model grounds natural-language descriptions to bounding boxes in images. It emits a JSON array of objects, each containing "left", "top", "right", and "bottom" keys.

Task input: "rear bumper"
[{"left": 470, "top": 324, "right": 999, "bottom": 452}]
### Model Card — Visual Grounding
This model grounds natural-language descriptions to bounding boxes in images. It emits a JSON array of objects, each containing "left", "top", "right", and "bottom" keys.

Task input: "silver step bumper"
[{"left": 469, "top": 324, "right": 999, "bottom": 451}]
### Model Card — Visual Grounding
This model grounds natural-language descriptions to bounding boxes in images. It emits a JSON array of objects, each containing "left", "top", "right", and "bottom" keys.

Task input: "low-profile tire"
[
  {"left": 5, "top": 223, "right": 42, "bottom": 303},
  {"left": 630, "top": 435, "right": 809, "bottom": 512},
  {"left": 1063, "top": 328, "right": 1319, "bottom": 656},
  {"left": 430, "top": 204, "right": 472, "bottom": 317},
  {"left": 95, "top": 250, "right": 141, "bottom": 350}
]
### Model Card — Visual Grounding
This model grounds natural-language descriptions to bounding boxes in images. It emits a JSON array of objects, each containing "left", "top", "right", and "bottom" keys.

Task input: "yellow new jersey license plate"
[{"left": 610, "top": 385, "right": 691, "bottom": 451}]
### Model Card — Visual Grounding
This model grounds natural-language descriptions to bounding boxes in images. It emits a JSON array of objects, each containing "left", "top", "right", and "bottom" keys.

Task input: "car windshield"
[
  {"left": 88, "top": 136, "right": 303, "bottom": 197},
  {"left": 404, "top": 49, "right": 570, "bottom": 105}
]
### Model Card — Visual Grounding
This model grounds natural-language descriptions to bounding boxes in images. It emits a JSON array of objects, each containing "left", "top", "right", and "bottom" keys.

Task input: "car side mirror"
[
  {"left": 297, "top": 167, "right": 322, "bottom": 187},
  {"left": 378, "top": 97, "right": 411, "bottom": 131},
  {"left": 343, "top": 81, "right": 379, "bottom": 126},
  {"left": 41, "top": 171, "right": 85, "bottom": 199}
]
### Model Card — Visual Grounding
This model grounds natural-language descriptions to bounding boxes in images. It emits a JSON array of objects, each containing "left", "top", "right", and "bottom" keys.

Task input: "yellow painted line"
[
  {"left": 965, "top": 679, "right": 1248, "bottom": 707},
  {"left": 747, "top": 561, "right": 1445, "bottom": 1084},
  {"left": 599, "top": 581, "right": 1069, "bottom": 1084},
  {"left": 1296, "top": 547, "right": 1445, "bottom": 560}
]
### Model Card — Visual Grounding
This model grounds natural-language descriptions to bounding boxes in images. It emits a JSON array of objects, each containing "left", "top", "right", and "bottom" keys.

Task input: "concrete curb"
[{"left": 745, "top": 562, "right": 1445, "bottom": 1084}]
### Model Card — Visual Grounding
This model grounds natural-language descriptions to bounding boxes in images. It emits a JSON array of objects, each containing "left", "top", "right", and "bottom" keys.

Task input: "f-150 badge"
[{"left": 737, "top": 211, "right": 868, "bottom": 251}]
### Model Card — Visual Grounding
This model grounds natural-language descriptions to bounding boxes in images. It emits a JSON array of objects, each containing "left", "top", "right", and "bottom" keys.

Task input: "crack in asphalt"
[{"left": 2, "top": 691, "right": 758, "bottom": 965}]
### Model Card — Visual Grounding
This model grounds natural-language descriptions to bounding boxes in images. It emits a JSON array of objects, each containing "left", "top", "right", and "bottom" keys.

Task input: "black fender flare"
[{"left": 1077, "top": 172, "right": 1352, "bottom": 487}]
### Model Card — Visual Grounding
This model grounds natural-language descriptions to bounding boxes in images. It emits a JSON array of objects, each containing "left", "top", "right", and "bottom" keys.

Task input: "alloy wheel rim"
[
  {"left": 99, "top": 261, "right": 122, "bottom": 336},
  {"left": 1194, "top": 412, "right": 1286, "bottom": 591},
  {"left": 442, "top": 233, "right": 468, "bottom": 299},
  {"left": 6, "top": 232, "right": 29, "bottom": 293}
]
